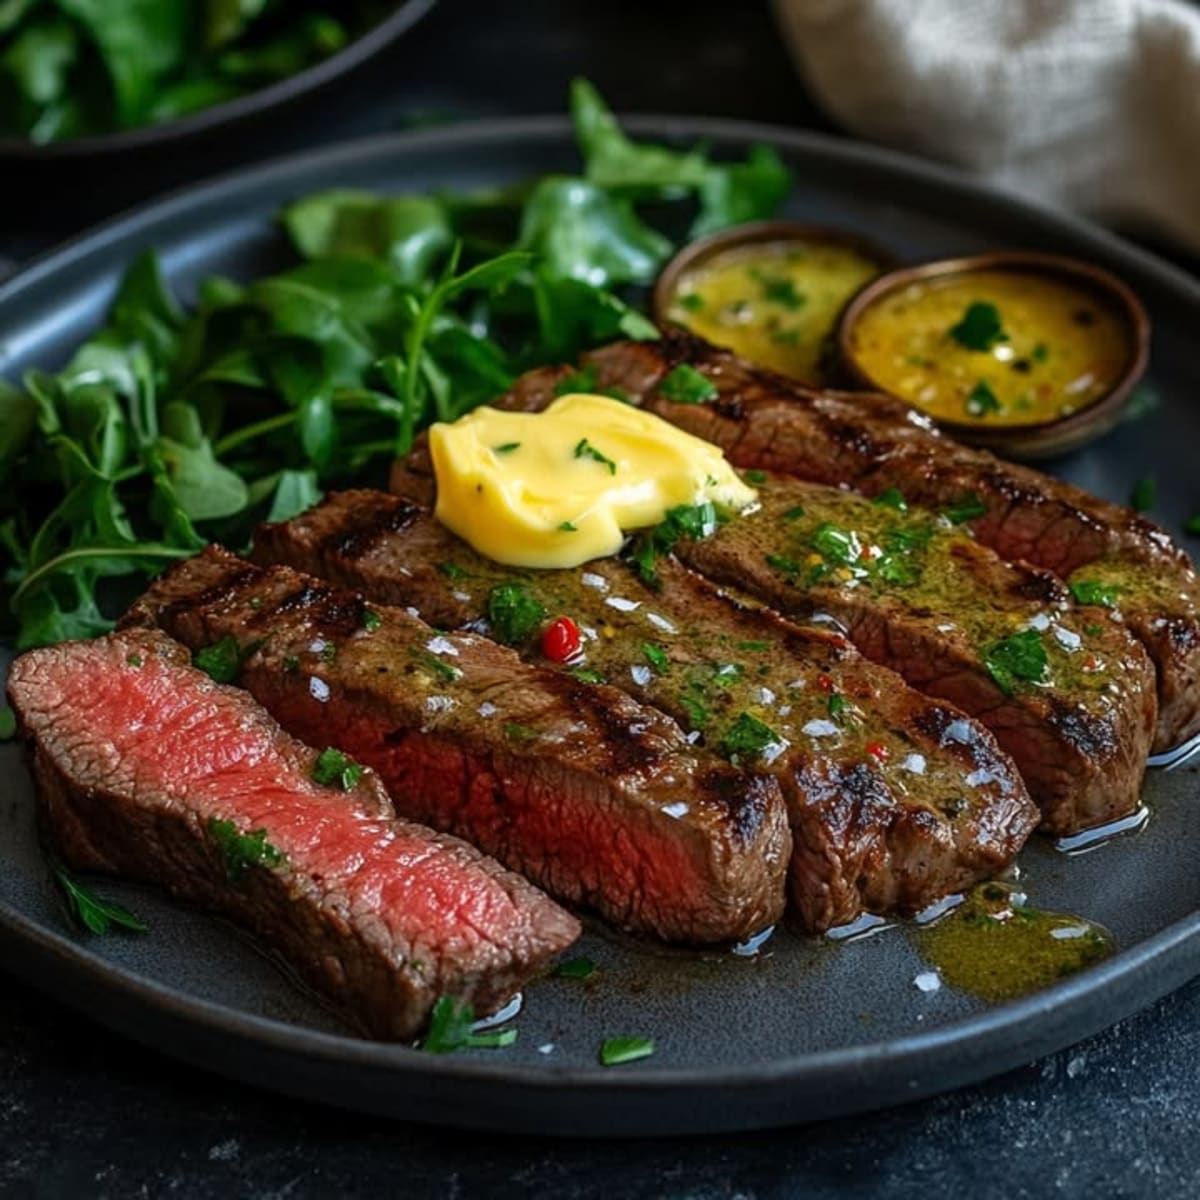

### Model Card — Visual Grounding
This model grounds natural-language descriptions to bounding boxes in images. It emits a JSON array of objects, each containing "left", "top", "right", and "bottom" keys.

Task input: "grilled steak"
[
  {"left": 7, "top": 628, "right": 579, "bottom": 1039},
  {"left": 122, "top": 547, "right": 791, "bottom": 944},
  {"left": 255, "top": 490, "right": 1039, "bottom": 931},
  {"left": 555, "top": 331, "right": 1200, "bottom": 754},
  {"left": 673, "top": 475, "right": 1156, "bottom": 835}
]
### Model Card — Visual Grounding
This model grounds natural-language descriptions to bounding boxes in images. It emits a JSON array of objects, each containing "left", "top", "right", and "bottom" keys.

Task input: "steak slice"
[
  {"left": 671, "top": 475, "right": 1157, "bottom": 835},
  {"left": 568, "top": 331, "right": 1200, "bottom": 754},
  {"left": 122, "top": 548, "right": 791, "bottom": 944},
  {"left": 7, "top": 628, "right": 579, "bottom": 1040},
  {"left": 255, "top": 490, "right": 1039, "bottom": 932}
]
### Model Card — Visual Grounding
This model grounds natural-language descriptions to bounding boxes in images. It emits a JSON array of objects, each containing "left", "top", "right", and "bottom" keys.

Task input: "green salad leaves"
[
  {"left": 0, "top": 1, "right": 389, "bottom": 143},
  {"left": 0, "top": 81, "right": 790, "bottom": 650}
]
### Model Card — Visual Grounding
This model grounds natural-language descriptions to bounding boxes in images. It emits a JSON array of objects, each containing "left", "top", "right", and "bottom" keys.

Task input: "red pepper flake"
[
  {"left": 541, "top": 616, "right": 582, "bottom": 663},
  {"left": 866, "top": 740, "right": 890, "bottom": 762},
  {"left": 1082, "top": 654, "right": 1099, "bottom": 672},
  {"left": 817, "top": 673, "right": 835, "bottom": 693}
]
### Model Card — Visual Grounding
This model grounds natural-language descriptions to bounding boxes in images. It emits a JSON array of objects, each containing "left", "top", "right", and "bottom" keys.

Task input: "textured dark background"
[{"left": 3, "top": 2, "right": 1199, "bottom": 1197}]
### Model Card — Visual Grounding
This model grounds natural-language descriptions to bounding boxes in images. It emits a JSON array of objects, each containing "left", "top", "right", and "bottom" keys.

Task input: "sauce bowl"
[
  {"left": 835, "top": 252, "right": 1150, "bottom": 459},
  {"left": 653, "top": 221, "right": 895, "bottom": 385}
]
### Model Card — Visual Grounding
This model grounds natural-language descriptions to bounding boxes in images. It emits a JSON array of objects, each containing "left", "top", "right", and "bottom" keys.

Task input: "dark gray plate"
[{"left": 2, "top": 117, "right": 1199, "bottom": 1138}]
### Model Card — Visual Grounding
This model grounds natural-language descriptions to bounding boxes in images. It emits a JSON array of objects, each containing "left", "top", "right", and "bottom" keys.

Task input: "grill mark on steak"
[
  {"left": 562, "top": 331, "right": 1200, "bottom": 754},
  {"left": 7, "top": 628, "right": 578, "bottom": 1039},
  {"left": 256, "top": 490, "right": 1039, "bottom": 932},
  {"left": 122, "top": 547, "right": 791, "bottom": 944},
  {"left": 673, "top": 474, "right": 1155, "bottom": 835}
]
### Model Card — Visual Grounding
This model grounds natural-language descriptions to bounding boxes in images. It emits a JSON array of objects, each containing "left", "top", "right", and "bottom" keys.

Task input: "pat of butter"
[{"left": 429, "top": 393, "right": 757, "bottom": 569}]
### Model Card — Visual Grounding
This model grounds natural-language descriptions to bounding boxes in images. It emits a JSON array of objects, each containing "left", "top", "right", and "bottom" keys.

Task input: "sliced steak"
[
  {"left": 122, "top": 548, "right": 791, "bottom": 945},
  {"left": 255, "top": 490, "right": 1039, "bottom": 932},
  {"left": 7, "top": 628, "right": 579, "bottom": 1039},
  {"left": 573, "top": 331, "right": 1200, "bottom": 754},
  {"left": 672, "top": 475, "right": 1157, "bottom": 835}
]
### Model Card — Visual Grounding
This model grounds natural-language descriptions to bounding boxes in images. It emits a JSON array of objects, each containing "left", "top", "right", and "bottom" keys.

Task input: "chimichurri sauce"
[
  {"left": 666, "top": 239, "right": 881, "bottom": 384},
  {"left": 848, "top": 270, "right": 1132, "bottom": 426},
  {"left": 914, "top": 882, "right": 1114, "bottom": 1002}
]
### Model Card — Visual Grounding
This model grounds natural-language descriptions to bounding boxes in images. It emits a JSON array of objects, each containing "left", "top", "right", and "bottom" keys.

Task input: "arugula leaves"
[{"left": 0, "top": 81, "right": 788, "bottom": 650}]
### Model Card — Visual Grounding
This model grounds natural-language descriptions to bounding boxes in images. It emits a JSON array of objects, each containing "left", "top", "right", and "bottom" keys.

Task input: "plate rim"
[{"left": 3, "top": 113, "right": 1200, "bottom": 1133}]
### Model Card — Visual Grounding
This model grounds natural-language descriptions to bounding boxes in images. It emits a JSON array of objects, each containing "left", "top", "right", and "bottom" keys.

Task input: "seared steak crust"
[
  {"left": 578, "top": 332, "right": 1200, "bottom": 753},
  {"left": 674, "top": 476, "right": 1156, "bottom": 835},
  {"left": 256, "top": 490, "right": 1039, "bottom": 931},
  {"left": 8, "top": 628, "right": 579, "bottom": 1039},
  {"left": 122, "top": 548, "right": 791, "bottom": 944},
  {"left": 431, "top": 331, "right": 1199, "bottom": 753}
]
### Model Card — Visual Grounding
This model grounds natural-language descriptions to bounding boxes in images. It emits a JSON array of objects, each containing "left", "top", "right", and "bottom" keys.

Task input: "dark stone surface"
[{"left": 2, "top": 2, "right": 1199, "bottom": 1196}]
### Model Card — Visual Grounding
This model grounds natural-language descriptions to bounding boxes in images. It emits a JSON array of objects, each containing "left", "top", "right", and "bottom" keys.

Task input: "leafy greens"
[{"left": 0, "top": 80, "right": 790, "bottom": 649}]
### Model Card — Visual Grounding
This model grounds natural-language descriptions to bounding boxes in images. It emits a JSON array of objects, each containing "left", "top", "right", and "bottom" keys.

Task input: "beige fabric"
[{"left": 773, "top": 0, "right": 1200, "bottom": 249}]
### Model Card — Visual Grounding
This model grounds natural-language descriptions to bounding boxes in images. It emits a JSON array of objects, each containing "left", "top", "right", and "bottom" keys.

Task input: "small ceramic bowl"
[
  {"left": 835, "top": 251, "right": 1150, "bottom": 460},
  {"left": 652, "top": 221, "right": 896, "bottom": 385}
]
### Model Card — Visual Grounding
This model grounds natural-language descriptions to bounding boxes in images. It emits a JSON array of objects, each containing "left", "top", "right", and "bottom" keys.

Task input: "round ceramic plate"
[{"left": 2, "top": 117, "right": 1200, "bottom": 1138}]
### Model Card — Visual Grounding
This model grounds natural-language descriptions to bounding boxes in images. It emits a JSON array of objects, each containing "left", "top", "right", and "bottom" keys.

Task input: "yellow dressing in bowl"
[
  {"left": 846, "top": 269, "right": 1133, "bottom": 427},
  {"left": 665, "top": 239, "right": 881, "bottom": 384}
]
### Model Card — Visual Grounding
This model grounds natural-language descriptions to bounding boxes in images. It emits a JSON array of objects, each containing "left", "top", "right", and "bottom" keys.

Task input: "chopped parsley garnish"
[
  {"left": 737, "top": 640, "right": 769, "bottom": 652},
  {"left": 659, "top": 363, "right": 718, "bottom": 404},
  {"left": 678, "top": 293, "right": 705, "bottom": 312},
  {"left": 52, "top": 863, "right": 147, "bottom": 934},
  {"left": 642, "top": 642, "right": 670, "bottom": 672},
  {"left": 192, "top": 635, "right": 244, "bottom": 683},
  {"left": 600, "top": 1036, "right": 655, "bottom": 1066},
  {"left": 744, "top": 469, "right": 768, "bottom": 485},
  {"left": 558, "top": 520, "right": 578, "bottom": 532},
  {"left": 555, "top": 364, "right": 598, "bottom": 396},
  {"left": 126, "top": 653, "right": 143, "bottom": 667},
  {"left": 1130, "top": 476, "right": 1155, "bottom": 513},
  {"left": 942, "top": 494, "right": 987, "bottom": 524},
  {"left": 679, "top": 688, "right": 710, "bottom": 728},
  {"left": 949, "top": 301, "right": 1008, "bottom": 351},
  {"left": 362, "top": 609, "right": 382, "bottom": 632},
  {"left": 421, "top": 996, "right": 518, "bottom": 1053},
  {"left": 568, "top": 667, "right": 606, "bottom": 684},
  {"left": 283, "top": 655, "right": 300, "bottom": 673},
  {"left": 769, "top": 327, "right": 801, "bottom": 346},
  {"left": 628, "top": 501, "right": 725, "bottom": 586},
  {"left": 502, "top": 721, "right": 540, "bottom": 743},
  {"left": 493, "top": 441, "right": 521, "bottom": 454},
  {"left": 438, "top": 562, "right": 469, "bottom": 581},
  {"left": 207, "top": 818, "right": 286, "bottom": 883},
  {"left": 574, "top": 437, "right": 617, "bottom": 475},
  {"left": 319, "top": 641, "right": 337, "bottom": 663},
  {"left": 1031, "top": 342, "right": 1049, "bottom": 363},
  {"left": 719, "top": 712, "right": 782, "bottom": 762},
  {"left": 412, "top": 649, "right": 462, "bottom": 682},
  {"left": 873, "top": 487, "right": 908, "bottom": 512},
  {"left": 812, "top": 522, "right": 857, "bottom": 565},
  {"left": 876, "top": 552, "right": 921, "bottom": 586},
  {"left": 1070, "top": 580, "right": 1120, "bottom": 608},
  {"left": 783, "top": 504, "right": 806, "bottom": 520},
  {"left": 984, "top": 629, "right": 1048, "bottom": 696},
  {"left": 0, "top": 705, "right": 15, "bottom": 740},
  {"left": 487, "top": 583, "right": 547, "bottom": 646},
  {"left": 757, "top": 274, "right": 805, "bottom": 310},
  {"left": 828, "top": 694, "right": 848, "bottom": 721},
  {"left": 1084, "top": 623, "right": 1105, "bottom": 636},
  {"left": 965, "top": 379, "right": 1001, "bottom": 417},
  {"left": 311, "top": 747, "right": 365, "bottom": 791},
  {"left": 1185, "top": 515, "right": 1200, "bottom": 537},
  {"left": 712, "top": 663, "right": 743, "bottom": 687},
  {"left": 766, "top": 552, "right": 802, "bottom": 581},
  {"left": 556, "top": 957, "right": 597, "bottom": 979}
]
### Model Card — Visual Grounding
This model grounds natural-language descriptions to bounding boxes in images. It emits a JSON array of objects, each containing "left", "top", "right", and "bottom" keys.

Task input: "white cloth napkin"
[{"left": 773, "top": 0, "right": 1200, "bottom": 250}]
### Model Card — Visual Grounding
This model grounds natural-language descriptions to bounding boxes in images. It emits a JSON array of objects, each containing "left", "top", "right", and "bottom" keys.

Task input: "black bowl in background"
[{"left": 0, "top": 0, "right": 438, "bottom": 228}]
